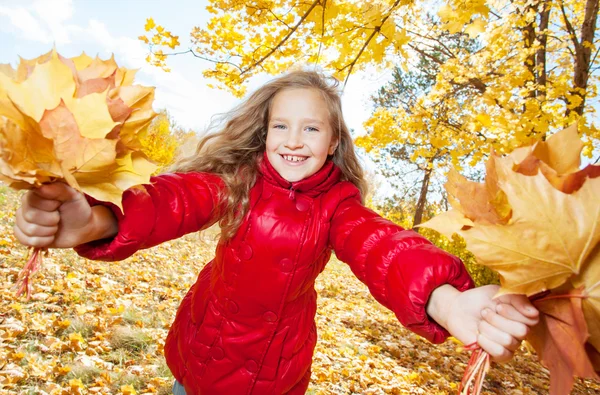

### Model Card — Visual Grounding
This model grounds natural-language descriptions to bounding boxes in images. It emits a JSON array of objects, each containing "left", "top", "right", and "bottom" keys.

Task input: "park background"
[{"left": 0, "top": 0, "right": 599, "bottom": 393}]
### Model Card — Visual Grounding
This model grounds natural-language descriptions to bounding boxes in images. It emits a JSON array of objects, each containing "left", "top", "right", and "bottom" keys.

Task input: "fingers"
[
  {"left": 22, "top": 191, "right": 62, "bottom": 212},
  {"left": 481, "top": 307, "right": 529, "bottom": 340},
  {"left": 17, "top": 196, "right": 61, "bottom": 228},
  {"left": 496, "top": 293, "right": 540, "bottom": 321},
  {"left": 478, "top": 320, "right": 520, "bottom": 352},
  {"left": 14, "top": 194, "right": 61, "bottom": 248},
  {"left": 14, "top": 221, "right": 55, "bottom": 248},
  {"left": 16, "top": 206, "right": 59, "bottom": 232},
  {"left": 496, "top": 303, "right": 539, "bottom": 327},
  {"left": 19, "top": 197, "right": 61, "bottom": 225},
  {"left": 478, "top": 307, "right": 529, "bottom": 363},
  {"left": 477, "top": 333, "right": 514, "bottom": 363},
  {"left": 32, "top": 182, "right": 80, "bottom": 203}
]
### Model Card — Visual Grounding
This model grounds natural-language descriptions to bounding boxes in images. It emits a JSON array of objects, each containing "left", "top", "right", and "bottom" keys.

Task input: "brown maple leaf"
[{"left": 528, "top": 289, "right": 599, "bottom": 394}]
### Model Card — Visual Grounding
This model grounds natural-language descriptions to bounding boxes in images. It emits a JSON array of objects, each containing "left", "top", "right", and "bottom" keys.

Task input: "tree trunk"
[
  {"left": 567, "top": 0, "right": 599, "bottom": 116},
  {"left": 536, "top": 1, "right": 550, "bottom": 94},
  {"left": 412, "top": 167, "right": 432, "bottom": 231},
  {"left": 523, "top": 2, "right": 538, "bottom": 101}
]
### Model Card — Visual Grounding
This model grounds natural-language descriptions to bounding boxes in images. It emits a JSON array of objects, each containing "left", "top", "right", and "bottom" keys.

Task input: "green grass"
[
  {"left": 109, "top": 325, "right": 152, "bottom": 353},
  {"left": 65, "top": 364, "right": 102, "bottom": 385}
]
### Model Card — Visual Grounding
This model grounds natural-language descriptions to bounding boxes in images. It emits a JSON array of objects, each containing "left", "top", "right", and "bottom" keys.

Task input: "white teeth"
[{"left": 283, "top": 155, "right": 307, "bottom": 162}]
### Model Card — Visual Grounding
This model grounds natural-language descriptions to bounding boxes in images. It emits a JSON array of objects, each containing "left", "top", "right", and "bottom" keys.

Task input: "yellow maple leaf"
[
  {"left": 422, "top": 125, "right": 600, "bottom": 392},
  {"left": 425, "top": 157, "right": 599, "bottom": 296},
  {"left": 77, "top": 152, "right": 157, "bottom": 210},
  {"left": 422, "top": 126, "right": 600, "bottom": 298},
  {"left": 121, "top": 384, "right": 137, "bottom": 395},
  {"left": 70, "top": 51, "right": 93, "bottom": 71},
  {"left": 0, "top": 118, "right": 62, "bottom": 187},
  {"left": 65, "top": 89, "right": 119, "bottom": 139},
  {"left": 115, "top": 67, "right": 138, "bottom": 87},
  {"left": 38, "top": 100, "right": 117, "bottom": 179},
  {"left": 3, "top": 50, "right": 75, "bottom": 122},
  {"left": 76, "top": 54, "right": 118, "bottom": 83},
  {"left": 144, "top": 17, "right": 156, "bottom": 31},
  {"left": 465, "top": 18, "right": 487, "bottom": 38}
]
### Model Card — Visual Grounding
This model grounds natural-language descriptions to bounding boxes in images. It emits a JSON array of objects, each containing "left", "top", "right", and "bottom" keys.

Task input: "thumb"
[{"left": 33, "top": 182, "right": 81, "bottom": 203}]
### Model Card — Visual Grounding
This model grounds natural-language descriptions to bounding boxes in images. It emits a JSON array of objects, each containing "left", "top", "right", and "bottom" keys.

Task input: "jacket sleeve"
[
  {"left": 74, "top": 172, "right": 226, "bottom": 262},
  {"left": 329, "top": 188, "right": 475, "bottom": 344}
]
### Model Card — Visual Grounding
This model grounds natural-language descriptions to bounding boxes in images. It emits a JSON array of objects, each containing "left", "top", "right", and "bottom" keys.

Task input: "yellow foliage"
[
  {"left": 140, "top": 109, "right": 195, "bottom": 173},
  {"left": 141, "top": 0, "right": 598, "bottom": 163}
]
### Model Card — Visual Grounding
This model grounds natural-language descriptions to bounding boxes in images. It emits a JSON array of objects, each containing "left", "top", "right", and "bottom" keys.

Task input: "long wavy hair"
[{"left": 170, "top": 70, "right": 368, "bottom": 240}]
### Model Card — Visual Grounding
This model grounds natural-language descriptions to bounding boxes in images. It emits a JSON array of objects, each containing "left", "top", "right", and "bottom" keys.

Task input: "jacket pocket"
[
  {"left": 190, "top": 301, "right": 223, "bottom": 361},
  {"left": 258, "top": 326, "right": 290, "bottom": 381}
]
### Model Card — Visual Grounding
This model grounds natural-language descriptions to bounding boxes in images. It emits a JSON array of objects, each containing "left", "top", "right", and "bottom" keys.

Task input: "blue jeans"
[{"left": 172, "top": 380, "right": 186, "bottom": 395}]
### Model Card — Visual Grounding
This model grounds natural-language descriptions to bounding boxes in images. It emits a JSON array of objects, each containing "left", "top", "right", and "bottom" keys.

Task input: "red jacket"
[{"left": 75, "top": 155, "right": 474, "bottom": 395}]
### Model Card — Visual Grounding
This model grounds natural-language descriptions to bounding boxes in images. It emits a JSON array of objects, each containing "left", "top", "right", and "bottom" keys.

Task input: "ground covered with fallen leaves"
[{"left": 1, "top": 186, "right": 599, "bottom": 394}]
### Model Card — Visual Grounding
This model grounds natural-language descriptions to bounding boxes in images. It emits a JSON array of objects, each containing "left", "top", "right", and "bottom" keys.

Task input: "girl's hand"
[
  {"left": 14, "top": 183, "right": 117, "bottom": 248},
  {"left": 443, "top": 285, "right": 540, "bottom": 362}
]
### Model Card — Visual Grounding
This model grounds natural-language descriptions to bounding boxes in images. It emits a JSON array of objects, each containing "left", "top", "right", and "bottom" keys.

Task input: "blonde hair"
[{"left": 170, "top": 70, "right": 368, "bottom": 240}]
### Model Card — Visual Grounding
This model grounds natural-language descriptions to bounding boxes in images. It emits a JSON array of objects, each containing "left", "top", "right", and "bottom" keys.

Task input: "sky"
[{"left": 0, "top": 0, "right": 390, "bottom": 135}]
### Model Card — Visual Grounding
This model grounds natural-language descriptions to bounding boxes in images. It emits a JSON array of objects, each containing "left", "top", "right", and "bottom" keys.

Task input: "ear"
[{"left": 328, "top": 139, "right": 338, "bottom": 156}]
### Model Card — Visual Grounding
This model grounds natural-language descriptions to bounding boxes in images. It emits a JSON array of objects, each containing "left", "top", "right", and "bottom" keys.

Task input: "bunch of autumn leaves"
[
  {"left": 0, "top": 49, "right": 157, "bottom": 296},
  {"left": 422, "top": 125, "right": 600, "bottom": 394},
  {"left": 0, "top": 49, "right": 157, "bottom": 208}
]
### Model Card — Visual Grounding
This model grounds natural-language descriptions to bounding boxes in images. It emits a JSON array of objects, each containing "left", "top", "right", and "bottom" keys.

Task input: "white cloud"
[
  {"left": 32, "top": 0, "right": 74, "bottom": 43},
  {"left": 0, "top": 6, "right": 49, "bottom": 42},
  {"left": 0, "top": 0, "right": 77, "bottom": 44}
]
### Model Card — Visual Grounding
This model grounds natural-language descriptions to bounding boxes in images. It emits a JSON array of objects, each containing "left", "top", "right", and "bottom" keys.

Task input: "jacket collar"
[{"left": 259, "top": 151, "right": 341, "bottom": 197}]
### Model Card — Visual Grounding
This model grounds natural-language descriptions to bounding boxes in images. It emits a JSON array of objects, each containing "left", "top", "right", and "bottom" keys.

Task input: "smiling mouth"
[{"left": 281, "top": 154, "right": 308, "bottom": 163}]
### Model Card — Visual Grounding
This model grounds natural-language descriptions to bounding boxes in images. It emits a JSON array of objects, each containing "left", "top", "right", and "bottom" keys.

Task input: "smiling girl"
[{"left": 14, "top": 70, "right": 539, "bottom": 395}]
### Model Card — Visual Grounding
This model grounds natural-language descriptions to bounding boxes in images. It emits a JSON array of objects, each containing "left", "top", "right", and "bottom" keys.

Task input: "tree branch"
[
  {"left": 315, "top": 0, "right": 327, "bottom": 65},
  {"left": 150, "top": 47, "right": 243, "bottom": 72},
  {"left": 339, "top": 0, "right": 403, "bottom": 87},
  {"left": 560, "top": 2, "right": 580, "bottom": 53},
  {"left": 408, "top": 43, "right": 444, "bottom": 65},
  {"left": 240, "top": 0, "right": 322, "bottom": 76}
]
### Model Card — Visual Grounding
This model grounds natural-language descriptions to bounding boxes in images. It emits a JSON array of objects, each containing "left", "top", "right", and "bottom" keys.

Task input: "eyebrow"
[{"left": 270, "top": 117, "right": 325, "bottom": 125}]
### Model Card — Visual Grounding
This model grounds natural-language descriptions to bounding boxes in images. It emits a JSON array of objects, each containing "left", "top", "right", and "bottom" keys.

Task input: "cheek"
[
  {"left": 265, "top": 132, "right": 279, "bottom": 151},
  {"left": 313, "top": 136, "right": 335, "bottom": 156}
]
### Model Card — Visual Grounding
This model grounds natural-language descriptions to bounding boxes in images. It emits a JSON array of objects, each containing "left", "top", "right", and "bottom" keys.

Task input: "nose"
[{"left": 284, "top": 128, "right": 304, "bottom": 149}]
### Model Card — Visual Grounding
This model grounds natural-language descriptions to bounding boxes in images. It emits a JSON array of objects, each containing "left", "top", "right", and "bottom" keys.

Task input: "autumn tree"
[
  {"left": 363, "top": 25, "right": 482, "bottom": 228},
  {"left": 365, "top": 30, "right": 498, "bottom": 285},
  {"left": 141, "top": 0, "right": 599, "bottom": 161},
  {"left": 141, "top": 109, "right": 195, "bottom": 173}
]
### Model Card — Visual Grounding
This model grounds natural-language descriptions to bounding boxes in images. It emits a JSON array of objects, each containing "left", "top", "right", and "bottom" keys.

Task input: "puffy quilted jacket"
[{"left": 75, "top": 153, "right": 474, "bottom": 395}]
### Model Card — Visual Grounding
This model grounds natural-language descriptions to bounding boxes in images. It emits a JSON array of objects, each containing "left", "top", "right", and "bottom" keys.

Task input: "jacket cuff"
[
  {"left": 387, "top": 243, "right": 475, "bottom": 344},
  {"left": 73, "top": 187, "right": 154, "bottom": 261}
]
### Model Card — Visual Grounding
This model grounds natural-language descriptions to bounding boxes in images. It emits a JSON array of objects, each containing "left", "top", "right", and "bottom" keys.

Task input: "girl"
[{"left": 14, "top": 71, "right": 539, "bottom": 395}]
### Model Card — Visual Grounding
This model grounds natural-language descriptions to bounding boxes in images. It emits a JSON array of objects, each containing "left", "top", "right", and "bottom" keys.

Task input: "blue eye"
[
  {"left": 305, "top": 126, "right": 319, "bottom": 132},
  {"left": 272, "top": 124, "right": 286, "bottom": 130}
]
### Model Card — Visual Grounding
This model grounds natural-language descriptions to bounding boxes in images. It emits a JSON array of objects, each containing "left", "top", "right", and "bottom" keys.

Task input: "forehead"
[{"left": 270, "top": 88, "right": 330, "bottom": 121}]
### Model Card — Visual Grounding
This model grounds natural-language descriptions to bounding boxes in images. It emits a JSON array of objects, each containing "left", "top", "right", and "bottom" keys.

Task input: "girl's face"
[{"left": 266, "top": 88, "right": 338, "bottom": 182}]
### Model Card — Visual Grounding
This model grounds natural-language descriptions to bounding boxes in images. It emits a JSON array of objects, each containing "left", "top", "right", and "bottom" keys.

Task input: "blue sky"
[{"left": 0, "top": 0, "right": 383, "bottom": 134}]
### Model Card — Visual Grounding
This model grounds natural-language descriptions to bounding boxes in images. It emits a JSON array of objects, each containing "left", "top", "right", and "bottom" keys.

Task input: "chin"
[{"left": 281, "top": 173, "right": 305, "bottom": 182}]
